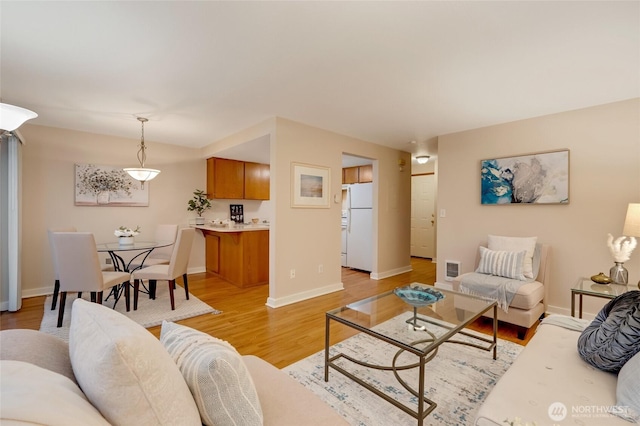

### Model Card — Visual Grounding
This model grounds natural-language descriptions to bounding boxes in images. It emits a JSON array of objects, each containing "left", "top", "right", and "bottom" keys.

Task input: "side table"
[{"left": 571, "top": 277, "right": 633, "bottom": 318}]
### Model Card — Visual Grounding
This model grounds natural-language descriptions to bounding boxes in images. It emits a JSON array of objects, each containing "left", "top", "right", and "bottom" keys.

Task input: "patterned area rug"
[
  {"left": 284, "top": 314, "right": 523, "bottom": 426},
  {"left": 39, "top": 284, "right": 221, "bottom": 341}
]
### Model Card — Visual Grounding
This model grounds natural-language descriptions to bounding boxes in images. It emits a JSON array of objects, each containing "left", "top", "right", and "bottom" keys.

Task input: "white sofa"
[
  {"left": 0, "top": 299, "right": 348, "bottom": 426},
  {"left": 475, "top": 315, "right": 639, "bottom": 425}
]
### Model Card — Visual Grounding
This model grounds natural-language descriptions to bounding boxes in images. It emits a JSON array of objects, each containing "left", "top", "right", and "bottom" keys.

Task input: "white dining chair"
[
  {"left": 128, "top": 224, "right": 178, "bottom": 272},
  {"left": 51, "top": 232, "right": 131, "bottom": 327},
  {"left": 132, "top": 228, "right": 195, "bottom": 311}
]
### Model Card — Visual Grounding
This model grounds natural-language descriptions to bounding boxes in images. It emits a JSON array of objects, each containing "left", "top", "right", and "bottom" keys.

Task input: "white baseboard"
[
  {"left": 370, "top": 264, "right": 412, "bottom": 280},
  {"left": 266, "top": 282, "right": 344, "bottom": 308},
  {"left": 546, "top": 304, "right": 597, "bottom": 320},
  {"left": 434, "top": 281, "right": 453, "bottom": 291}
]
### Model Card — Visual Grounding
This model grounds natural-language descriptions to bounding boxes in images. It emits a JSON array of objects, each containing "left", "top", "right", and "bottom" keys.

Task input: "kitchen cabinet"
[
  {"left": 342, "top": 165, "right": 372, "bottom": 184},
  {"left": 200, "top": 227, "right": 269, "bottom": 288},
  {"left": 244, "top": 162, "right": 270, "bottom": 200},
  {"left": 207, "top": 157, "right": 270, "bottom": 200}
]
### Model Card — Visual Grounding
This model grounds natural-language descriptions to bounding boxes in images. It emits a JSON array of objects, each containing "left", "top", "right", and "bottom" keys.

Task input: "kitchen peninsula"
[{"left": 196, "top": 224, "right": 269, "bottom": 288}]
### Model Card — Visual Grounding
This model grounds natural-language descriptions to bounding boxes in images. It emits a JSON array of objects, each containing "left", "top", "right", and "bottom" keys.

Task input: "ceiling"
[{"left": 1, "top": 1, "right": 638, "bottom": 160}]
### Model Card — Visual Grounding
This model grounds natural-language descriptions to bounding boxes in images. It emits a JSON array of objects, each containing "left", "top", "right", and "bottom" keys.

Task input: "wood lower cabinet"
[{"left": 203, "top": 229, "right": 269, "bottom": 288}]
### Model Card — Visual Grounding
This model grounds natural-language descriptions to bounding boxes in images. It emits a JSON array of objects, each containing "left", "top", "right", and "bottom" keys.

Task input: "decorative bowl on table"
[{"left": 393, "top": 285, "right": 445, "bottom": 307}]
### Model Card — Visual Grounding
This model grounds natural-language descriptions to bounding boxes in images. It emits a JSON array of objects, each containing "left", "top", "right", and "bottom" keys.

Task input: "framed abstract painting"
[
  {"left": 75, "top": 163, "right": 149, "bottom": 206},
  {"left": 481, "top": 149, "right": 569, "bottom": 205}
]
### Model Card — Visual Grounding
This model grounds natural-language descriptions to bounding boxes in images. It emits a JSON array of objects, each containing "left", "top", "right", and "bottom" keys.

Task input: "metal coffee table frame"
[{"left": 324, "top": 289, "right": 498, "bottom": 426}]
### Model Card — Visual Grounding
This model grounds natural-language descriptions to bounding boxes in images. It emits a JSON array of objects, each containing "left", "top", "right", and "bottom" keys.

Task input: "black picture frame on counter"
[{"left": 230, "top": 204, "right": 244, "bottom": 223}]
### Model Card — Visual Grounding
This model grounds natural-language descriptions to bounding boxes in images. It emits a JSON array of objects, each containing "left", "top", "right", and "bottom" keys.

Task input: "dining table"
[
  {"left": 96, "top": 240, "right": 173, "bottom": 309},
  {"left": 96, "top": 240, "right": 173, "bottom": 273}
]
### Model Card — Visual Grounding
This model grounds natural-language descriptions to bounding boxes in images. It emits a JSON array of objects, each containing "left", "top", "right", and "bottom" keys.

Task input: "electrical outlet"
[
  {"left": 290, "top": 269, "right": 296, "bottom": 279},
  {"left": 105, "top": 258, "right": 112, "bottom": 265},
  {"left": 318, "top": 264, "right": 323, "bottom": 273}
]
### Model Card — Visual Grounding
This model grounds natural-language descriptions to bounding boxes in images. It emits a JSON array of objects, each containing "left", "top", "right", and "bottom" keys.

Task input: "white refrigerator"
[{"left": 346, "top": 182, "right": 372, "bottom": 272}]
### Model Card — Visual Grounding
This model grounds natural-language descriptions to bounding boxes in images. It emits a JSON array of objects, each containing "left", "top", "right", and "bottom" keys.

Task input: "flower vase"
[
  {"left": 119, "top": 236, "right": 134, "bottom": 246},
  {"left": 97, "top": 191, "right": 110, "bottom": 205},
  {"left": 609, "top": 262, "right": 628, "bottom": 285}
]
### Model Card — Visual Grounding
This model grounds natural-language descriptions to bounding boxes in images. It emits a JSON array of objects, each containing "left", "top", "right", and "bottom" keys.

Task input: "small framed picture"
[{"left": 291, "top": 162, "right": 331, "bottom": 208}]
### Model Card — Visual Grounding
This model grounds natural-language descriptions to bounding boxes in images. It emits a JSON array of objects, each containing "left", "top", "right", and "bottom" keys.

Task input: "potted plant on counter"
[{"left": 187, "top": 189, "right": 212, "bottom": 225}]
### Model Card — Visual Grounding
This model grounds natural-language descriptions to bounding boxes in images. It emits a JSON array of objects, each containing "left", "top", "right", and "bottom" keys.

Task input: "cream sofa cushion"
[
  {"left": 488, "top": 235, "right": 537, "bottom": 279},
  {"left": 0, "top": 360, "right": 109, "bottom": 425},
  {"left": 160, "top": 321, "right": 263, "bottom": 426},
  {"left": 69, "top": 299, "right": 201, "bottom": 426}
]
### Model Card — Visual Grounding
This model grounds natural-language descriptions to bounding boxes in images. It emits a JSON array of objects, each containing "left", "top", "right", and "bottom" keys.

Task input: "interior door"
[{"left": 411, "top": 174, "right": 435, "bottom": 259}]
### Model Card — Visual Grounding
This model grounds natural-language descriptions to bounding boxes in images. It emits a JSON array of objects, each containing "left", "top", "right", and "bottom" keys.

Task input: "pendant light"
[
  {"left": 0, "top": 102, "right": 38, "bottom": 132},
  {"left": 124, "top": 117, "right": 160, "bottom": 188}
]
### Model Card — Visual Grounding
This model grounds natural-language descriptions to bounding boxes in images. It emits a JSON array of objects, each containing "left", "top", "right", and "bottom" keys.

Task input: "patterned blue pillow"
[
  {"left": 577, "top": 291, "right": 640, "bottom": 373},
  {"left": 475, "top": 247, "right": 526, "bottom": 281}
]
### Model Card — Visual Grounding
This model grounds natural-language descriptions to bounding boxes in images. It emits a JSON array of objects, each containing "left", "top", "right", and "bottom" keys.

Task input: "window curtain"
[{"left": 1, "top": 133, "right": 22, "bottom": 311}]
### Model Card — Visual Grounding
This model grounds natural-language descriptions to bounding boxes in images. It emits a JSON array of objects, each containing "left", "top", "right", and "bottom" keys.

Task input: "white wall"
[{"left": 437, "top": 99, "right": 640, "bottom": 318}]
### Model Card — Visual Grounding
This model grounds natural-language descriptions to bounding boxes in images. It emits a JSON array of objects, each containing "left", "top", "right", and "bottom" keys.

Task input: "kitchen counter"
[
  {"left": 195, "top": 225, "right": 269, "bottom": 288},
  {"left": 194, "top": 224, "right": 270, "bottom": 233}
]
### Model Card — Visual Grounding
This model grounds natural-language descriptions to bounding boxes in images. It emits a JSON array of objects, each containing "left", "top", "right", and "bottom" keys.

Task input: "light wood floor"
[{"left": 0, "top": 257, "right": 534, "bottom": 368}]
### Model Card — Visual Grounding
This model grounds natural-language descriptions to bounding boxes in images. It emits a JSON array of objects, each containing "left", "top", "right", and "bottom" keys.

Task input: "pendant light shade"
[
  {"left": 124, "top": 117, "right": 160, "bottom": 188},
  {"left": 0, "top": 103, "right": 38, "bottom": 131}
]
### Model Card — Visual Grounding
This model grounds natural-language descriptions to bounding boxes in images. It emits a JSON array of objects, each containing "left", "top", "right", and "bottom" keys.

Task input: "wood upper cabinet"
[
  {"left": 343, "top": 167, "right": 359, "bottom": 184},
  {"left": 244, "top": 162, "right": 270, "bottom": 200},
  {"left": 342, "top": 165, "right": 372, "bottom": 184},
  {"left": 358, "top": 164, "right": 372, "bottom": 183}
]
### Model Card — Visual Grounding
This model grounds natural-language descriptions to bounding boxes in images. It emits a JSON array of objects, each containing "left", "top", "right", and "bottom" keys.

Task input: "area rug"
[
  {"left": 284, "top": 314, "right": 523, "bottom": 426},
  {"left": 40, "top": 284, "right": 221, "bottom": 341}
]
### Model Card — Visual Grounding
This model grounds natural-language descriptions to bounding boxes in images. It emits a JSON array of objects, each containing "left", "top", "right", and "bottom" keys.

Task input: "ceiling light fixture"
[
  {"left": 124, "top": 117, "right": 160, "bottom": 188},
  {"left": 0, "top": 102, "right": 38, "bottom": 132},
  {"left": 416, "top": 155, "right": 430, "bottom": 164}
]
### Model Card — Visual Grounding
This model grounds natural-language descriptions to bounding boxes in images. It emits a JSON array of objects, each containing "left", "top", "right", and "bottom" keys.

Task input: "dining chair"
[
  {"left": 128, "top": 224, "right": 179, "bottom": 272},
  {"left": 51, "top": 232, "right": 131, "bottom": 327},
  {"left": 48, "top": 227, "right": 77, "bottom": 310},
  {"left": 48, "top": 227, "right": 115, "bottom": 310},
  {"left": 132, "top": 228, "right": 195, "bottom": 311}
]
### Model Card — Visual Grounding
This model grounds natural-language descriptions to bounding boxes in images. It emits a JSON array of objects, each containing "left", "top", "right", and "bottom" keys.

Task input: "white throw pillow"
[
  {"left": 475, "top": 246, "right": 527, "bottom": 280},
  {"left": 68, "top": 299, "right": 201, "bottom": 426},
  {"left": 0, "top": 360, "right": 109, "bottom": 426},
  {"left": 160, "top": 321, "right": 264, "bottom": 426},
  {"left": 487, "top": 235, "right": 537, "bottom": 279}
]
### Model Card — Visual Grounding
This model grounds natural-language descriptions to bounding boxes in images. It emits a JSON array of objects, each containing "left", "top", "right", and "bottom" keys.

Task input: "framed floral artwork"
[
  {"left": 75, "top": 163, "right": 149, "bottom": 206},
  {"left": 291, "top": 162, "right": 330, "bottom": 208}
]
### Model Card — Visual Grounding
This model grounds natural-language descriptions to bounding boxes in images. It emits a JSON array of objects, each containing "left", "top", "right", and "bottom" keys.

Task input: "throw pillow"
[
  {"left": 475, "top": 246, "right": 527, "bottom": 281},
  {"left": 487, "top": 235, "right": 537, "bottom": 279},
  {"left": 577, "top": 291, "right": 640, "bottom": 373},
  {"left": 160, "top": 321, "right": 263, "bottom": 426},
  {"left": 0, "top": 360, "right": 109, "bottom": 425},
  {"left": 616, "top": 351, "right": 640, "bottom": 423},
  {"left": 68, "top": 299, "right": 201, "bottom": 426}
]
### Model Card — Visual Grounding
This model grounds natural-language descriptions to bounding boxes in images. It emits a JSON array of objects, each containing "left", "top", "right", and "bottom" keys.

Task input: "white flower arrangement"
[
  {"left": 114, "top": 226, "right": 141, "bottom": 237},
  {"left": 607, "top": 233, "right": 638, "bottom": 263},
  {"left": 504, "top": 418, "right": 536, "bottom": 426}
]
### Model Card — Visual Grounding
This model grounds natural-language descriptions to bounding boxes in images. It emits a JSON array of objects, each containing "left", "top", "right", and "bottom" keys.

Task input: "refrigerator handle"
[{"left": 347, "top": 186, "right": 351, "bottom": 232}]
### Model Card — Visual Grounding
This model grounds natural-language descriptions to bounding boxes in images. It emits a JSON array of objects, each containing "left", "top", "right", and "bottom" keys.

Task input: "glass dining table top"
[{"left": 95, "top": 240, "right": 173, "bottom": 252}]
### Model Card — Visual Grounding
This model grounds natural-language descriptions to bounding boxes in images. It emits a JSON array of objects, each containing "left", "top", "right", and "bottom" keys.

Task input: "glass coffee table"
[{"left": 324, "top": 284, "right": 497, "bottom": 426}]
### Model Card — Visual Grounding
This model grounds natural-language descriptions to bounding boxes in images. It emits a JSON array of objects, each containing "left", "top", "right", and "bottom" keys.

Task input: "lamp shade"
[
  {"left": 416, "top": 156, "right": 430, "bottom": 164},
  {"left": 0, "top": 103, "right": 38, "bottom": 131},
  {"left": 124, "top": 168, "right": 161, "bottom": 182},
  {"left": 623, "top": 203, "right": 640, "bottom": 238}
]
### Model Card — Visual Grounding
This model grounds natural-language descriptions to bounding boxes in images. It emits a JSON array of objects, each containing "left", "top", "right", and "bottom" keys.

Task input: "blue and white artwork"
[{"left": 481, "top": 150, "right": 569, "bottom": 205}]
